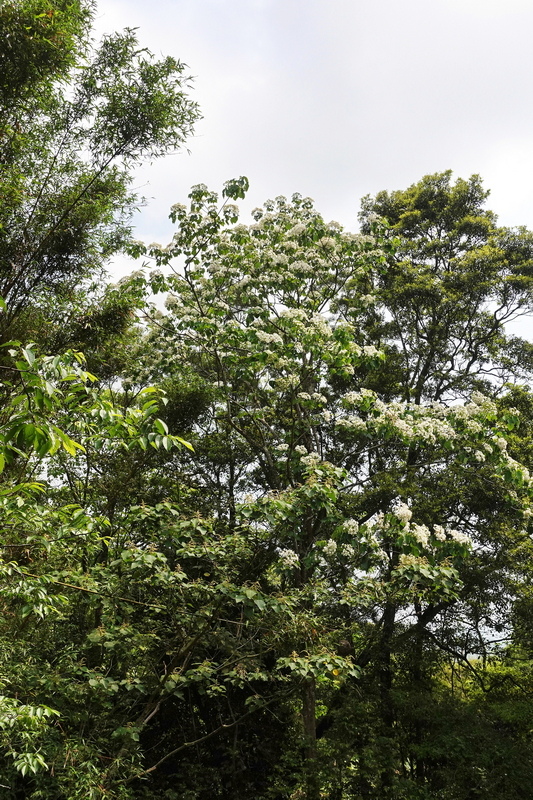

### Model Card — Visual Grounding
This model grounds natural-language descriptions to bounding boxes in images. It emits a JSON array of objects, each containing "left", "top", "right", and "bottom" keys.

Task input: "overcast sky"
[{"left": 93, "top": 0, "right": 533, "bottom": 262}]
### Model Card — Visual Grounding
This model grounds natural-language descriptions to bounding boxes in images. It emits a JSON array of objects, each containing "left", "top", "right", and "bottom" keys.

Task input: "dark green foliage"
[
  {"left": 2, "top": 16, "right": 533, "bottom": 793},
  {"left": 0, "top": 0, "right": 92, "bottom": 105},
  {"left": 0, "top": 0, "right": 199, "bottom": 347},
  {"left": 359, "top": 170, "right": 533, "bottom": 403}
]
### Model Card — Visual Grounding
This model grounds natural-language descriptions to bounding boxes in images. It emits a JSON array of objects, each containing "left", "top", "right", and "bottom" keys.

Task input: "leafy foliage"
[
  {"left": 0, "top": 0, "right": 199, "bottom": 346},
  {"left": 2, "top": 9, "right": 533, "bottom": 794}
]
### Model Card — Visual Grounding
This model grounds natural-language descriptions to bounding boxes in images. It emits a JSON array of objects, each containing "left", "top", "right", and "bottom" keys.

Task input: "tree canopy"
[
  {"left": 0, "top": 0, "right": 199, "bottom": 348},
  {"left": 1, "top": 6, "right": 533, "bottom": 799}
]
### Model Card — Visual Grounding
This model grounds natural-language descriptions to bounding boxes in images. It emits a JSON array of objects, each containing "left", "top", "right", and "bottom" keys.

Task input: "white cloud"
[{"left": 93, "top": 0, "right": 533, "bottom": 255}]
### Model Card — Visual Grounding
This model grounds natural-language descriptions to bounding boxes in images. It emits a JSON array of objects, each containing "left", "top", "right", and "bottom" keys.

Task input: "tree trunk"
[
  {"left": 379, "top": 600, "right": 396, "bottom": 796},
  {"left": 302, "top": 676, "right": 320, "bottom": 800}
]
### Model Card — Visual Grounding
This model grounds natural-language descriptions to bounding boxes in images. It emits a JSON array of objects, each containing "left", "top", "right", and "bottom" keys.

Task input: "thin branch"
[
  {"left": 119, "top": 702, "right": 272, "bottom": 785},
  {"left": 12, "top": 566, "right": 166, "bottom": 610}
]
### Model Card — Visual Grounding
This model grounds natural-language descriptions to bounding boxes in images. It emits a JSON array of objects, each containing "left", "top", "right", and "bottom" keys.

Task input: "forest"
[{"left": 2, "top": 1, "right": 533, "bottom": 798}]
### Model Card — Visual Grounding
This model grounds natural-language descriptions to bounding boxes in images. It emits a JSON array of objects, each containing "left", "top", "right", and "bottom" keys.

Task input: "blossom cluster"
[
  {"left": 323, "top": 539, "right": 337, "bottom": 556},
  {"left": 336, "top": 388, "right": 514, "bottom": 451},
  {"left": 278, "top": 548, "right": 299, "bottom": 568}
]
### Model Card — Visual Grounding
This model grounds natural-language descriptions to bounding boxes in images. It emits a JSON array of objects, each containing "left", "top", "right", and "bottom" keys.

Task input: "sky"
[{"left": 93, "top": 0, "right": 533, "bottom": 285}]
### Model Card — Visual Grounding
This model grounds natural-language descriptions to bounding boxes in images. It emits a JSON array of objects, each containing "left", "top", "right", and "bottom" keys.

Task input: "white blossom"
[
  {"left": 393, "top": 502, "right": 412, "bottom": 525},
  {"left": 165, "top": 294, "right": 179, "bottom": 309},
  {"left": 309, "top": 314, "right": 332, "bottom": 338},
  {"left": 256, "top": 331, "right": 283, "bottom": 345},
  {"left": 471, "top": 391, "right": 487, "bottom": 406},
  {"left": 280, "top": 308, "right": 306, "bottom": 321},
  {"left": 433, "top": 525, "right": 446, "bottom": 541},
  {"left": 301, "top": 452, "right": 320, "bottom": 466},
  {"left": 411, "top": 524, "right": 430, "bottom": 548},
  {"left": 279, "top": 548, "right": 299, "bottom": 568},
  {"left": 323, "top": 539, "right": 337, "bottom": 556},
  {"left": 343, "top": 392, "right": 362, "bottom": 406},
  {"left": 343, "top": 519, "right": 359, "bottom": 535},
  {"left": 465, "top": 420, "right": 483, "bottom": 434},
  {"left": 288, "top": 223, "right": 306, "bottom": 236},
  {"left": 336, "top": 416, "right": 367, "bottom": 431},
  {"left": 448, "top": 529, "right": 471, "bottom": 546},
  {"left": 291, "top": 260, "right": 313, "bottom": 273}
]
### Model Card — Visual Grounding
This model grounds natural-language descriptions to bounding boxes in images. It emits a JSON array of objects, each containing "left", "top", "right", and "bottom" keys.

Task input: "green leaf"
[
  {"left": 154, "top": 418, "right": 169, "bottom": 435},
  {"left": 21, "top": 347, "right": 36, "bottom": 367}
]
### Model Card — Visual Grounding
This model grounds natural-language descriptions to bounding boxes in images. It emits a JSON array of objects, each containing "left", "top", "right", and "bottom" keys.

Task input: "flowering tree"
[
  {"left": 118, "top": 181, "right": 533, "bottom": 799},
  {"left": 1, "top": 177, "right": 531, "bottom": 799}
]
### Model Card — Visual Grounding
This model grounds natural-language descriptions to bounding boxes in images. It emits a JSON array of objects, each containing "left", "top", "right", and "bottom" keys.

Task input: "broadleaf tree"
[
  {"left": 104, "top": 178, "right": 533, "bottom": 799},
  {"left": 0, "top": 0, "right": 199, "bottom": 349}
]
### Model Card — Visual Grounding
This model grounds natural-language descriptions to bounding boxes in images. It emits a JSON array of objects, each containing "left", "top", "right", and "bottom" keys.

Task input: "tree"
[
  {"left": 0, "top": 0, "right": 199, "bottom": 348},
  {"left": 351, "top": 171, "right": 533, "bottom": 798},
  {"left": 0, "top": 338, "right": 198, "bottom": 797},
  {"left": 109, "top": 179, "right": 533, "bottom": 799},
  {"left": 358, "top": 170, "right": 533, "bottom": 404}
]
